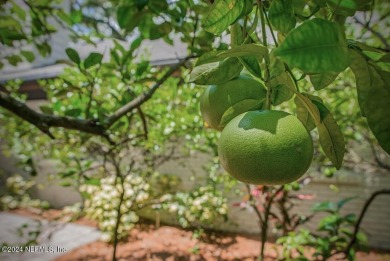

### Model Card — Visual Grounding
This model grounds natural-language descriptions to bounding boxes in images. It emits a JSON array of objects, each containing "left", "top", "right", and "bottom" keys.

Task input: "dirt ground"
[{"left": 9, "top": 208, "right": 390, "bottom": 261}]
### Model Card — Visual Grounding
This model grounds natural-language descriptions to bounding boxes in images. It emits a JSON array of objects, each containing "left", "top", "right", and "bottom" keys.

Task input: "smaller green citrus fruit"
[{"left": 199, "top": 75, "right": 266, "bottom": 131}]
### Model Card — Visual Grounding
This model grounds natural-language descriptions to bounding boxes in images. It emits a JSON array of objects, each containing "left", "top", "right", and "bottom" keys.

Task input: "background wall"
[{"left": 1, "top": 122, "right": 390, "bottom": 250}]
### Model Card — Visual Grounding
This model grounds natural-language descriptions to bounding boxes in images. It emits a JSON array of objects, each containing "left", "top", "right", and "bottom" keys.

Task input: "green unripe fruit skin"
[
  {"left": 218, "top": 110, "right": 314, "bottom": 185},
  {"left": 199, "top": 75, "right": 266, "bottom": 131}
]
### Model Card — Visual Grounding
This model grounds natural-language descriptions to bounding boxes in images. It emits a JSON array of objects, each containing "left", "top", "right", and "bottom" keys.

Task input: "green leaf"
[
  {"left": 70, "top": 9, "right": 82, "bottom": 24},
  {"left": 293, "top": 0, "right": 307, "bottom": 16},
  {"left": 84, "top": 178, "right": 101, "bottom": 186},
  {"left": 56, "top": 9, "right": 72, "bottom": 25},
  {"left": 379, "top": 53, "right": 390, "bottom": 63},
  {"left": 117, "top": 4, "right": 138, "bottom": 30},
  {"left": 60, "top": 169, "right": 78, "bottom": 178},
  {"left": 149, "top": 0, "right": 168, "bottom": 12},
  {"left": 12, "top": 2, "right": 26, "bottom": 20},
  {"left": 364, "top": 67, "right": 390, "bottom": 154},
  {"left": 230, "top": 22, "right": 244, "bottom": 47},
  {"left": 6, "top": 54, "right": 23, "bottom": 66},
  {"left": 195, "top": 50, "right": 225, "bottom": 66},
  {"left": 21, "top": 51, "right": 35, "bottom": 63},
  {"left": 60, "top": 181, "right": 73, "bottom": 187},
  {"left": 239, "top": 56, "right": 262, "bottom": 77},
  {"left": 274, "top": 18, "right": 349, "bottom": 73},
  {"left": 39, "top": 105, "right": 53, "bottom": 114},
  {"left": 189, "top": 57, "right": 243, "bottom": 85},
  {"left": 269, "top": 72, "right": 296, "bottom": 106},
  {"left": 219, "top": 98, "right": 265, "bottom": 128},
  {"left": 64, "top": 108, "right": 82, "bottom": 117},
  {"left": 342, "top": 213, "right": 357, "bottom": 224},
  {"left": 309, "top": 72, "right": 339, "bottom": 90},
  {"left": 312, "top": 202, "right": 337, "bottom": 213},
  {"left": 136, "top": 61, "right": 149, "bottom": 76},
  {"left": 337, "top": 197, "right": 356, "bottom": 209},
  {"left": 268, "top": 55, "right": 296, "bottom": 107},
  {"left": 269, "top": 0, "right": 296, "bottom": 34},
  {"left": 350, "top": 49, "right": 390, "bottom": 154},
  {"left": 203, "top": 0, "right": 247, "bottom": 35},
  {"left": 217, "top": 43, "right": 269, "bottom": 61},
  {"left": 356, "top": 232, "right": 368, "bottom": 244},
  {"left": 65, "top": 48, "right": 80, "bottom": 65},
  {"left": 136, "top": 0, "right": 149, "bottom": 10},
  {"left": 349, "top": 49, "right": 370, "bottom": 116},
  {"left": 295, "top": 95, "right": 316, "bottom": 131},
  {"left": 311, "top": 97, "right": 345, "bottom": 169},
  {"left": 84, "top": 52, "right": 103, "bottom": 69},
  {"left": 326, "top": 0, "right": 370, "bottom": 16}
]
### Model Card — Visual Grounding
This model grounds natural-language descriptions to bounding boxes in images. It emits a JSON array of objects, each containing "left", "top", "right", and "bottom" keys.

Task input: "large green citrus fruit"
[
  {"left": 199, "top": 75, "right": 266, "bottom": 131},
  {"left": 218, "top": 110, "right": 313, "bottom": 185}
]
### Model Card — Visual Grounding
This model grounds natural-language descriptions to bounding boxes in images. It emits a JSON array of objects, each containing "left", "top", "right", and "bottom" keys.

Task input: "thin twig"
[
  {"left": 105, "top": 55, "right": 193, "bottom": 127},
  {"left": 344, "top": 189, "right": 390, "bottom": 256},
  {"left": 354, "top": 16, "right": 390, "bottom": 50}
]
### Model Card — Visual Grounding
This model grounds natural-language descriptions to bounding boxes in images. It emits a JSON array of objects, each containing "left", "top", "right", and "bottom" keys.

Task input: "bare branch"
[{"left": 354, "top": 16, "right": 390, "bottom": 50}]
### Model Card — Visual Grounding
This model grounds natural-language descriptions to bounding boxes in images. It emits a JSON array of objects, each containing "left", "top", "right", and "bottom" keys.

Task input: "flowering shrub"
[
  {"left": 0, "top": 175, "right": 49, "bottom": 210},
  {"left": 80, "top": 175, "right": 150, "bottom": 242},
  {"left": 159, "top": 185, "right": 228, "bottom": 228}
]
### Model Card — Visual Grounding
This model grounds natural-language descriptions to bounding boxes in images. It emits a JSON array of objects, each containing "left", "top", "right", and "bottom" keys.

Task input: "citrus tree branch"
[
  {"left": 104, "top": 55, "right": 192, "bottom": 127},
  {"left": 0, "top": 91, "right": 107, "bottom": 138},
  {"left": 0, "top": 56, "right": 192, "bottom": 141}
]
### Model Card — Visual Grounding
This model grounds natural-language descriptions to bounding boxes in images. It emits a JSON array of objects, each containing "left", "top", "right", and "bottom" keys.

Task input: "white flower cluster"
[
  {"left": 166, "top": 186, "right": 228, "bottom": 228},
  {"left": 80, "top": 174, "right": 150, "bottom": 242},
  {"left": 0, "top": 175, "right": 49, "bottom": 210}
]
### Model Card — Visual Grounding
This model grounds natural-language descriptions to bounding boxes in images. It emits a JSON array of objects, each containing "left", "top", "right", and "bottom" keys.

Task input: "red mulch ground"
[{"left": 8, "top": 208, "right": 390, "bottom": 261}]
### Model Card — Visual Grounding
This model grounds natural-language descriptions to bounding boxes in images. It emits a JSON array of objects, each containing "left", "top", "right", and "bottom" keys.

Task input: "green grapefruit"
[
  {"left": 218, "top": 110, "right": 313, "bottom": 185},
  {"left": 199, "top": 75, "right": 266, "bottom": 131}
]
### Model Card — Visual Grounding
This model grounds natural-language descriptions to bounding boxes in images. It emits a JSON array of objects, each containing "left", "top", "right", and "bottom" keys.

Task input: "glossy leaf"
[
  {"left": 326, "top": 0, "right": 371, "bottom": 16},
  {"left": 311, "top": 97, "right": 345, "bottom": 169},
  {"left": 195, "top": 50, "right": 225, "bottom": 66},
  {"left": 65, "top": 48, "right": 80, "bottom": 65},
  {"left": 189, "top": 57, "right": 243, "bottom": 85},
  {"left": 309, "top": 72, "right": 339, "bottom": 90},
  {"left": 219, "top": 98, "right": 264, "bottom": 128},
  {"left": 241, "top": 0, "right": 254, "bottom": 17},
  {"left": 269, "top": 73, "right": 295, "bottom": 105},
  {"left": 239, "top": 56, "right": 262, "bottom": 78},
  {"left": 350, "top": 49, "right": 390, "bottom": 154},
  {"left": 84, "top": 53, "right": 103, "bottom": 69},
  {"left": 349, "top": 49, "right": 370, "bottom": 116},
  {"left": 20, "top": 51, "right": 35, "bottom": 63},
  {"left": 274, "top": 18, "right": 350, "bottom": 73},
  {"left": 269, "top": 0, "right": 296, "bottom": 34},
  {"left": 295, "top": 95, "right": 316, "bottom": 131},
  {"left": 203, "top": 0, "right": 246, "bottom": 35},
  {"left": 216, "top": 43, "right": 269, "bottom": 60},
  {"left": 364, "top": 66, "right": 390, "bottom": 154},
  {"left": 117, "top": 5, "right": 143, "bottom": 32}
]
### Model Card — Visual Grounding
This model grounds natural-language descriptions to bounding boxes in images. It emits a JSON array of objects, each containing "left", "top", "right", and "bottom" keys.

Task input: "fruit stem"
[{"left": 258, "top": 0, "right": 272, "bottom": 110}]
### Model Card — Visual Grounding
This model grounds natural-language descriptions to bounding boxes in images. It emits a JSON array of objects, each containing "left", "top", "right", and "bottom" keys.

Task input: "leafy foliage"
[
  {"left": 0, "top": 0, "right": 389, "bottom": 260},
  {"left": 277, "top": 198, "right": 367, "bottom": 261}
]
